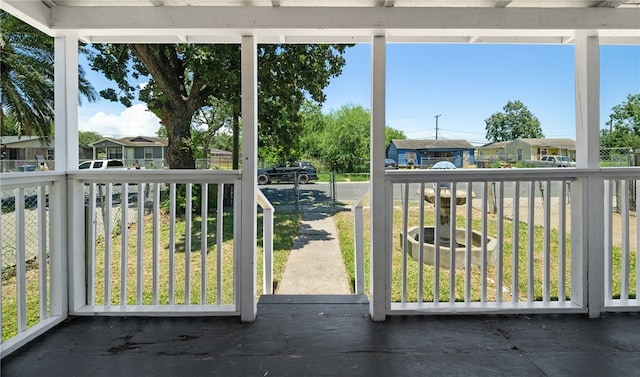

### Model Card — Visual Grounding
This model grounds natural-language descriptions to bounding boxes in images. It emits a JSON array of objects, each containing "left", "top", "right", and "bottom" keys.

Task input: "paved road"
[{"left": 259, "top": 180, "right": 573, "bottom": 210}]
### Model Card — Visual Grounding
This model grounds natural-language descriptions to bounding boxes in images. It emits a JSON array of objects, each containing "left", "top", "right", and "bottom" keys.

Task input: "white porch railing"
[
  {"left": 67, "top": 170, "right": 242, "bottom": 316},
  {"left": 1, "top": 169, "right": 279, "bottom": 358},
  {"left": 257, "top": 188, "right": 274, "bottom": 294},
  {"left": 371, "top": 167, "right": 639, "bottom": 315},
  {"left": 352, "top": 189, "right": 368, "bottom": 295},
  {"left": 1, "top": 172, "right": 68, "bottom": 357}
]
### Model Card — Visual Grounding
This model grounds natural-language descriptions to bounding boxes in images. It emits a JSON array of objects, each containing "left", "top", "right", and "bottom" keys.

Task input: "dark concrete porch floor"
[{"left": 3, "top": 295, "right": 640, "bottom": 377}]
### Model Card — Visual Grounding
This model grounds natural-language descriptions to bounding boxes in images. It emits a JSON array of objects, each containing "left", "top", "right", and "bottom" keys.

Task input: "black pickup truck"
[{"left": 257, "top": 161, "right": 318, "bottom": 185}]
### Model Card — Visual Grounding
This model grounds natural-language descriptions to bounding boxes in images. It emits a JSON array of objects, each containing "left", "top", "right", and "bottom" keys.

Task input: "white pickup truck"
[{"left": 526, "top": 155, "right": 576, "bottom": 167}]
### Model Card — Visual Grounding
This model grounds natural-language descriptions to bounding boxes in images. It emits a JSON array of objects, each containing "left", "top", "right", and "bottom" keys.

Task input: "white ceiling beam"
[
  {"left": 46, "top": 7, "right": 640, "bottom": 32},
  {"left": 1, "top": 0, "right": 53, "bottom": 36}
]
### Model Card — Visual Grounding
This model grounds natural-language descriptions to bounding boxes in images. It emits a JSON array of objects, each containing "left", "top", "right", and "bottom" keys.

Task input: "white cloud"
[{"left": 79, "top": 103, "right": 161, "bottom": 138}]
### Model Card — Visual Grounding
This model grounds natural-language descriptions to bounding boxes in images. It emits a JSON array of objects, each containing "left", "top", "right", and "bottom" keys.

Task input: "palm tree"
[{"left": 0, "top": 10, "right": 96, "bottom": 142}]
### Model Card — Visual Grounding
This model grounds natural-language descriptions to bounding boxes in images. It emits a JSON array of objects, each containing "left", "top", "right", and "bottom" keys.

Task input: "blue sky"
[{"left": 79, "top": 43, "right": 640, "bottom": 146}]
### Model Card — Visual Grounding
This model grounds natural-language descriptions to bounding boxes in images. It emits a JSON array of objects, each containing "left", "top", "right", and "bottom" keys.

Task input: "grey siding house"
[{"left": 89, "top": 136, "right": 168, "bottom": 168}]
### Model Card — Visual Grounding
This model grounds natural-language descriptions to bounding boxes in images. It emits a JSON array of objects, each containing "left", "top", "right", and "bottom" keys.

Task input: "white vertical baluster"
[
  {"left": 120, "top": 183, "right": 129, "bottom": 305},
  {"left": 217, "top": 184, "right": 224, "bottom": 303},
  {"left": 152, "top": 183, "right": 160, "bottom": 305},
  {"left": 434, "top": 183, "right": 441, "bottom": 303},
  {"left": 104, "top": 183, "right": 112, "bottom": 305},
  {"left": 481, "top": 182, "right": 488, "bottom": 303},
  {"left": 449, "top": 182, "right": 456, "bottom": 303},
  {"left": 418, "top": 182, "right": 425, "bottom": 303},
  {"left": 621, "top": 180, "right": 630, "bottom": 300},
  {"left": 465, "top": 182, "right": 472, "bottom": 302},
  {"left": 527, "top": 181, "right": 535, "bottom": 302},
  {"left": 38, "top": 185, "right": 48, "bottom": 318},
  {"left": 169, "top": 183, "right": 176, "bottom": 304},
  {"left": 604, "top": 180, "right": 612, "bottom": 301},
  {"left": 559, "top": 180, "right": 567, "bottom": 302},
  {"left": 185, "top": 183, "right": 193, "bottom": 304},
  {"left": 512, "top": 181, "right": 520, "bottom": 302},
  {"left": 401, "top": 183, "right": 409, "bottom": 303},
  {"left": 201, "top": 183, "right": 208, "bottom": 304},
  {"left": 352, "top": 189, "right": 365, "bottom": 296},
  {"left": 543, "top": 180, "right": 551, "bottom": 302},
  {"left": 16, "top": 188, "right": 26, "bottom": 332},
  {"left": 136, "top": 183, "right": 144, "bottom": 304},
  {"left": 496, "top": 181, "right": 504, "bottom": 303},
  {"left": 88, "top": 183, "right": 96, "bottom": 305}
]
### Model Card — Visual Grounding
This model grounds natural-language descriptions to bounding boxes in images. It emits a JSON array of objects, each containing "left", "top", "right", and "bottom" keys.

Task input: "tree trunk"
[{"left": 162, "top": 108, "right": 195, "bottom": 169}]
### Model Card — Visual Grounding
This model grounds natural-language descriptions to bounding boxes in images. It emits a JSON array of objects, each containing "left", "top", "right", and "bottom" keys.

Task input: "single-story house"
[
  {"left": 387, "top": 139, "right": 476, "bottom": 168},
  {"left": 475, "top": 140, "right": 510, "bottom": 162},
  {"left": 477, "top": 138, "right": 576, "bottom": 162},
  {"left": 0, "top": 136, "right": 53, "bottom": 161},
  {"left": 210, "top": 148, "right": 233, "bottom": 169},
  {"left": 89, "top": 136, "right": 168, "bottom": 167}
]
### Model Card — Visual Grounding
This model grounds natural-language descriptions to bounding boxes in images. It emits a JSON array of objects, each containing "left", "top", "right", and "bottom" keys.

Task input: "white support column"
[
  {"left": 370, "top": 36, "right": 388, "bottom": 321},
  {"left": 572, "top": 33, "right": 603, "bottom": 318},
  {"left": 240, "top": 36, "right": 258, "bottom": 322},
  {"left": 54, "top": 34, "right": 82, "bottom": 314},
  {"left": 54, "top": 33, "right": 79, "bottom": 171}
]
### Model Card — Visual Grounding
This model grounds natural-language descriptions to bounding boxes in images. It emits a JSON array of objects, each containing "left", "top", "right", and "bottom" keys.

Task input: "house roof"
[
  {"left": 478, "top": 138, "right": 576, "bottom": 150},
  {"left": 477, "top": 140, "right": 510, "bottom": 149},
  {"left": 89, "top": 136, "right": 168, "bottom": 147},
  {"left": 0, "top": 136, "right": 49, "bottom": 146},
  {"left": 392, "top": 139, "right": 474, "bottom": 150},
  {"left": 210, "top": 148, "right": 232, "bottom": 155},
  {"left": 516, "top": 138, "right": 576, "bottom": 149},
  {"left": 118, "top": 136, "right": 168, "bottom": 147}
]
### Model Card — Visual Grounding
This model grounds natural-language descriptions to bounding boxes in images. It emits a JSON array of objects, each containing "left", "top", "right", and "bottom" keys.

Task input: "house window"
[
  {"left": 107, "top": 147, "right": 122, "bottom": 159},
  {"left": 517, "top": 148, "right": 523, "bottom": 161},
  {"left": 144, "top": 147, "right": 153, "bottom": 160},
  {"left": 47, "top": 149, "right": 54, "bottom": 160}
]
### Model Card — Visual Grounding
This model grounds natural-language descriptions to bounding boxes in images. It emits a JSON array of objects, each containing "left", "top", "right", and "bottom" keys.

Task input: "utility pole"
[{"left": 434, "top": 114, "right": 442, "bottom": 140}]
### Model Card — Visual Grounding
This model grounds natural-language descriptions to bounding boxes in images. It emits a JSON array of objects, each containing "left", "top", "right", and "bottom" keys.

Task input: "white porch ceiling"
[{"left": 2, "top": 0, "right": 639, "bottom": 44}]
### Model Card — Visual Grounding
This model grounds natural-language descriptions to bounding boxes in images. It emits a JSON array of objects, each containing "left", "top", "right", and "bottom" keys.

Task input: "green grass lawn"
[
  {"left": 334, "top": 207, "right": 636, "bottom": 303},
  {"left": 316, "top": 172, "right": 370, "bottom": 182},
  {"left": 1, "top": 210, "right": 300, "bottom": 341}
]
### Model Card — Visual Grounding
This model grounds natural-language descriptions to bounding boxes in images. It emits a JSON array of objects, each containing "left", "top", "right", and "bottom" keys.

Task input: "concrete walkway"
[{"left": 277, "top": 211, "right": 351, "bottom": 294}]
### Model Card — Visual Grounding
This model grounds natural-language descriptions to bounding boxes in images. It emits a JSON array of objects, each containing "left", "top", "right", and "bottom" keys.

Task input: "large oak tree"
[
  {"left": 88, "top": 43, "right": 350, "bottom": 169},
  {"left": 484, "top": 100, "right": 543, "bottom": 142}
]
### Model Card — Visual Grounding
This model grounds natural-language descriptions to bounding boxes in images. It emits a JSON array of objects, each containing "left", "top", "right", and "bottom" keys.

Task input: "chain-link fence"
[
  {"left": 600, "top": 148, "right": 637, "bottom": 167},
  {"left": 1, "top": 189, "right": 48, "bottom": 271},
  {"left": 258, "top": 172, "right": 371, "bottom": 214}
]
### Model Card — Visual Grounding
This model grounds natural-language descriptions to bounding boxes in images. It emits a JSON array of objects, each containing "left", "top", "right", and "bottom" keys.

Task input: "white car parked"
[{"left": 78, "top": 159, "right": 126, "bottom": 169}]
